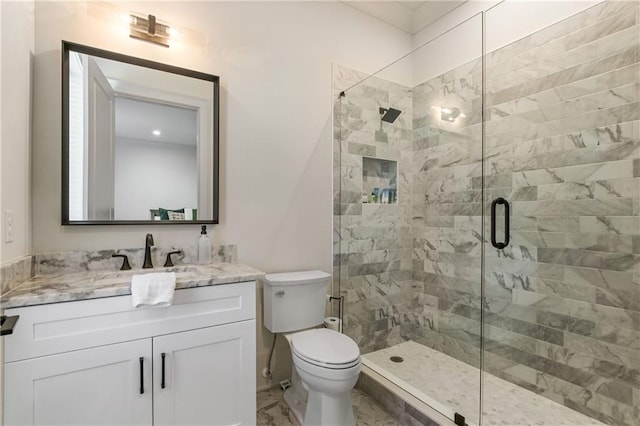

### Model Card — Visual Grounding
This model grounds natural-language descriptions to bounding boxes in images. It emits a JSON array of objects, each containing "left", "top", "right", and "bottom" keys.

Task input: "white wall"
[
  {"left": 1, "top": 1, "right": 34, "bottom": 264},
  {"left": 1, "top": 2, "right": 34, "bottom": 421},
  {"left": 411, "top": 12, "right": 483, "bottom": 86},
  {"left": 114, "top": 138, "right": 198, "bottom": 220},
  {"left": 484, "top": 0, "right": 603, "bottom": 53},
  {"left": 32, "top": 1, "right": 411, "bottom": 269}
]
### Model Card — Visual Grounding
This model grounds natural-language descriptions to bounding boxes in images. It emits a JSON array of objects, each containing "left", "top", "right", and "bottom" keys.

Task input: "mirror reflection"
[{"left": 63, "top": 41, "right": 219, "bottom": 224}]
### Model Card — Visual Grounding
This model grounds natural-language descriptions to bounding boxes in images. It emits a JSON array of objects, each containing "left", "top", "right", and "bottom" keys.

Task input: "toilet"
[{"left": 262, "top": 270, "right": 361, "bottom": 426}]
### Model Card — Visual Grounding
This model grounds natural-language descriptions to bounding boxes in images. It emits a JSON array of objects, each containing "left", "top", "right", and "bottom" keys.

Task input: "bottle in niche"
[
  {"left": 370, "top": 187, "right": 379, "bottom": 204},
  {"left": 198, "top": 225, "right": 212, "bottom": 264},
  {"left": 381, "top": 189, "right": 389, "bottom": 204}
]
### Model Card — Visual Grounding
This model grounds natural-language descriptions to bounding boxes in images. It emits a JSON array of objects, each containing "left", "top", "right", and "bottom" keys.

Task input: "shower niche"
[{"left": 362, "top": 157, "right": 397, "bottom": 204}]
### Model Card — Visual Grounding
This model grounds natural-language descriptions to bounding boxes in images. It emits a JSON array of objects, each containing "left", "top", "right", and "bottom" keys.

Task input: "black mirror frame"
[{"left": 61, "top": 40, "right": 220, "bottom": 225}]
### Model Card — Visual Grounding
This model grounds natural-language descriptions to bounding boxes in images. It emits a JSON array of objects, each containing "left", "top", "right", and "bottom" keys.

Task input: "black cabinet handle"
[
  {"left": 161, "top": 353, "right": 166, "bottom": 389},
  {"left": 139, "top": 357, "right": 144, "bottom": 394},
  {"left": 0, "top": 315, "right": 19, "bottom": 336},
  {"left": 491, "top": 197, "right": 510, "bottom": 249}
]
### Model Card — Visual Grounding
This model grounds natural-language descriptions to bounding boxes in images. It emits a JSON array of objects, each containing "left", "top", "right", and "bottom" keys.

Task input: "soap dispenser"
[{"left": 198, "top": 225, "right": 212, "bottom": 264}]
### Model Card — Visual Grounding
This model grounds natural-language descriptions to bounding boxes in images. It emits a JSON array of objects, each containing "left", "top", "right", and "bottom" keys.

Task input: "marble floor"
[
  {"left": 364, "top": 341, "right": 605, "bottom": 426},
  {"left": 257, "top": 386, "right": 404, "bottom": 426}
]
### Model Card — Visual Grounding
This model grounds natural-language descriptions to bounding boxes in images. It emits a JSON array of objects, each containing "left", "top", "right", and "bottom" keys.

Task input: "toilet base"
[
  {"left": 283, "top": 357, "right": 308, "bottom": 425},
  {"left": 283, "top": 386, "right": 305, "bottom": 425},
  {"left": 284, "top": 376, "right": 357, "bottom": 426},
  {"left": 304, "top": 389, "right": 356, "bottom": 426}
]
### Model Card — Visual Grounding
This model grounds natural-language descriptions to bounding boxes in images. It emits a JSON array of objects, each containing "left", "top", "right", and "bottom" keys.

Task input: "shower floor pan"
[{"left": 363, "top": 341, "right": 604, "bottom": 426}]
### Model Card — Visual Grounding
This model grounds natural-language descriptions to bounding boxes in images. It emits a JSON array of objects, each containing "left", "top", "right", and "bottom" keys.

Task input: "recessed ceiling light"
[{"left": 152, "top": 130, "right": 161, "bottom": 136}]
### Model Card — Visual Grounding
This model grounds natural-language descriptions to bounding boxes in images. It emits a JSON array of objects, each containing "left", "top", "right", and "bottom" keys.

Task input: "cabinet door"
[
  {"left": 4, "top": 339, "right": 152, "bottom": 426},
  {"left": 153, "top": 320, "right": 256, "bottom": 426}
]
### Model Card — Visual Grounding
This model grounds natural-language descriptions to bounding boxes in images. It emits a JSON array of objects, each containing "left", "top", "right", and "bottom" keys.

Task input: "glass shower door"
[
  {"left": 334, "top": 13, "right": 485, "bottom": 426},
  {"left": 482, "top": 1, "right": 640, "bottom": 425}
]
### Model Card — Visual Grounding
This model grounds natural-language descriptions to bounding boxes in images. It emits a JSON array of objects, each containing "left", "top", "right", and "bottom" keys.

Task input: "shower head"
[{"left": 379, "top": 107, "right": 402, "bottom": 123}]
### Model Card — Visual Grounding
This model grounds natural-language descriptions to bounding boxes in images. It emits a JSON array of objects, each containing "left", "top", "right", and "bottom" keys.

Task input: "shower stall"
[{"left": 333, "top": 1, "right": 639, "bottom": 425}]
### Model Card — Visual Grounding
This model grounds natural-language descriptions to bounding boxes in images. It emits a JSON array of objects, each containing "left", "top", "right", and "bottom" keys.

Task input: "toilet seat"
[
  {"left": 290, "top": 328, "right": 360, "bottom": 369},
  {"left": 293, "top": 350, "right": 361, "bottom": 370}
]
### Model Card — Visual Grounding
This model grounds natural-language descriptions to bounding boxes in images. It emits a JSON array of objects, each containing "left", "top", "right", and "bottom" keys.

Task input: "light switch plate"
[{"left": 4, "top": 210, "right": 14, "bottom": 243}]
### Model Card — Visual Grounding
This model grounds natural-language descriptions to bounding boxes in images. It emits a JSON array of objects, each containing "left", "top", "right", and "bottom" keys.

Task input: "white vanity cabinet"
[
  {"left": 5, "top": 339, "right": 153, "bottom": 426},
  {"left": 3, "top": 281, "right": 257, "bottom": 426},
  {"left": 153, "top": 321, "right": 255, "bottom": 426}
]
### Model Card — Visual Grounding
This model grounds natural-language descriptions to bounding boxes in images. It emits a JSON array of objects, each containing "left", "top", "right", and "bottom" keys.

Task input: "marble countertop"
[{"left": 1, "top": 262, "right": 265, "bottom": 309}]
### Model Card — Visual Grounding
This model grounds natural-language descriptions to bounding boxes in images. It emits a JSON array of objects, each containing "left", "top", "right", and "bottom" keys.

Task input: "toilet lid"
[{"left": 290, "top": 329, "right": 360, "bottom": 366}]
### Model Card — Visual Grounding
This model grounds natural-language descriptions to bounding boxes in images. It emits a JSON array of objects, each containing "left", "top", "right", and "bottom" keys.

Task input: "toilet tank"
[{"left": 262, "top": 270, "right": 331, "bottom": 333}]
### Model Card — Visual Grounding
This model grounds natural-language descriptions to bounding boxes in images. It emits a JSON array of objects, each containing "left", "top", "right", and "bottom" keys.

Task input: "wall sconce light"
[
  {"left": 130, "top": 14, "right": 171, "bottom": 47},
  {"left": 86, "top": 3, "right": 208, "bottom": 49},
  {"left": 431, "top": 106, "right": 466, "bottom": 123}
]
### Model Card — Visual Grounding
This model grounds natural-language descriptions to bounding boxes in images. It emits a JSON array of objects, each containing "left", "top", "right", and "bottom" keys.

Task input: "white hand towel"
[{"left": 131, "top": 272, "right": 176, "bottom": 308}]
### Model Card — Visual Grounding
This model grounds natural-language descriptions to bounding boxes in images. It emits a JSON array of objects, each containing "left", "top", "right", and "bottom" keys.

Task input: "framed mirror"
[{"left": 62, "top": 41, "right": 219, "bottom": 225}]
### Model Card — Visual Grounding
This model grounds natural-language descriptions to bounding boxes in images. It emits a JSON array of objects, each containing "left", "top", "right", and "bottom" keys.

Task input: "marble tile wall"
[
  {"left": 406, "top": 55, "right": 484, "bottom": 371},
  {"left": 334, "top": 1, "right": 639, "bottom": 425},
  {"left": 479, "top": 2, "right": 639, "bottom": 424},
  {"left": 333, "top": 64, "right": 414, "bottom": 354}
]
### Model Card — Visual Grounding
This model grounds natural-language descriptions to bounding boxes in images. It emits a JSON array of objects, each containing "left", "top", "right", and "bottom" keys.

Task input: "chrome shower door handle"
[{"left": 491, "top": 197, "right": 510, "bottom": 249}]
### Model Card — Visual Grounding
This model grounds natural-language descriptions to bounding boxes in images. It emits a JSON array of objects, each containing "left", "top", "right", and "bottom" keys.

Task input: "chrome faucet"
[{"left": 143, "top": 233, "right": 154, "bottom": 268}]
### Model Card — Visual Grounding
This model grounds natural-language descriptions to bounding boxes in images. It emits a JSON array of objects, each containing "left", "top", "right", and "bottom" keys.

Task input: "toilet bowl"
[
  {"left": 262, "top": 270, "right": 361, "bottom": 426},
  {"left": 286, "top": 328, "right": 361, "bottom": 426}
]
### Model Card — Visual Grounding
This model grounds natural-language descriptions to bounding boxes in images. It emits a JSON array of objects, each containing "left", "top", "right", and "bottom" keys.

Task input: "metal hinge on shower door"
[{"left": 454, "top": 413, "right": 468, "bottom": 426}]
